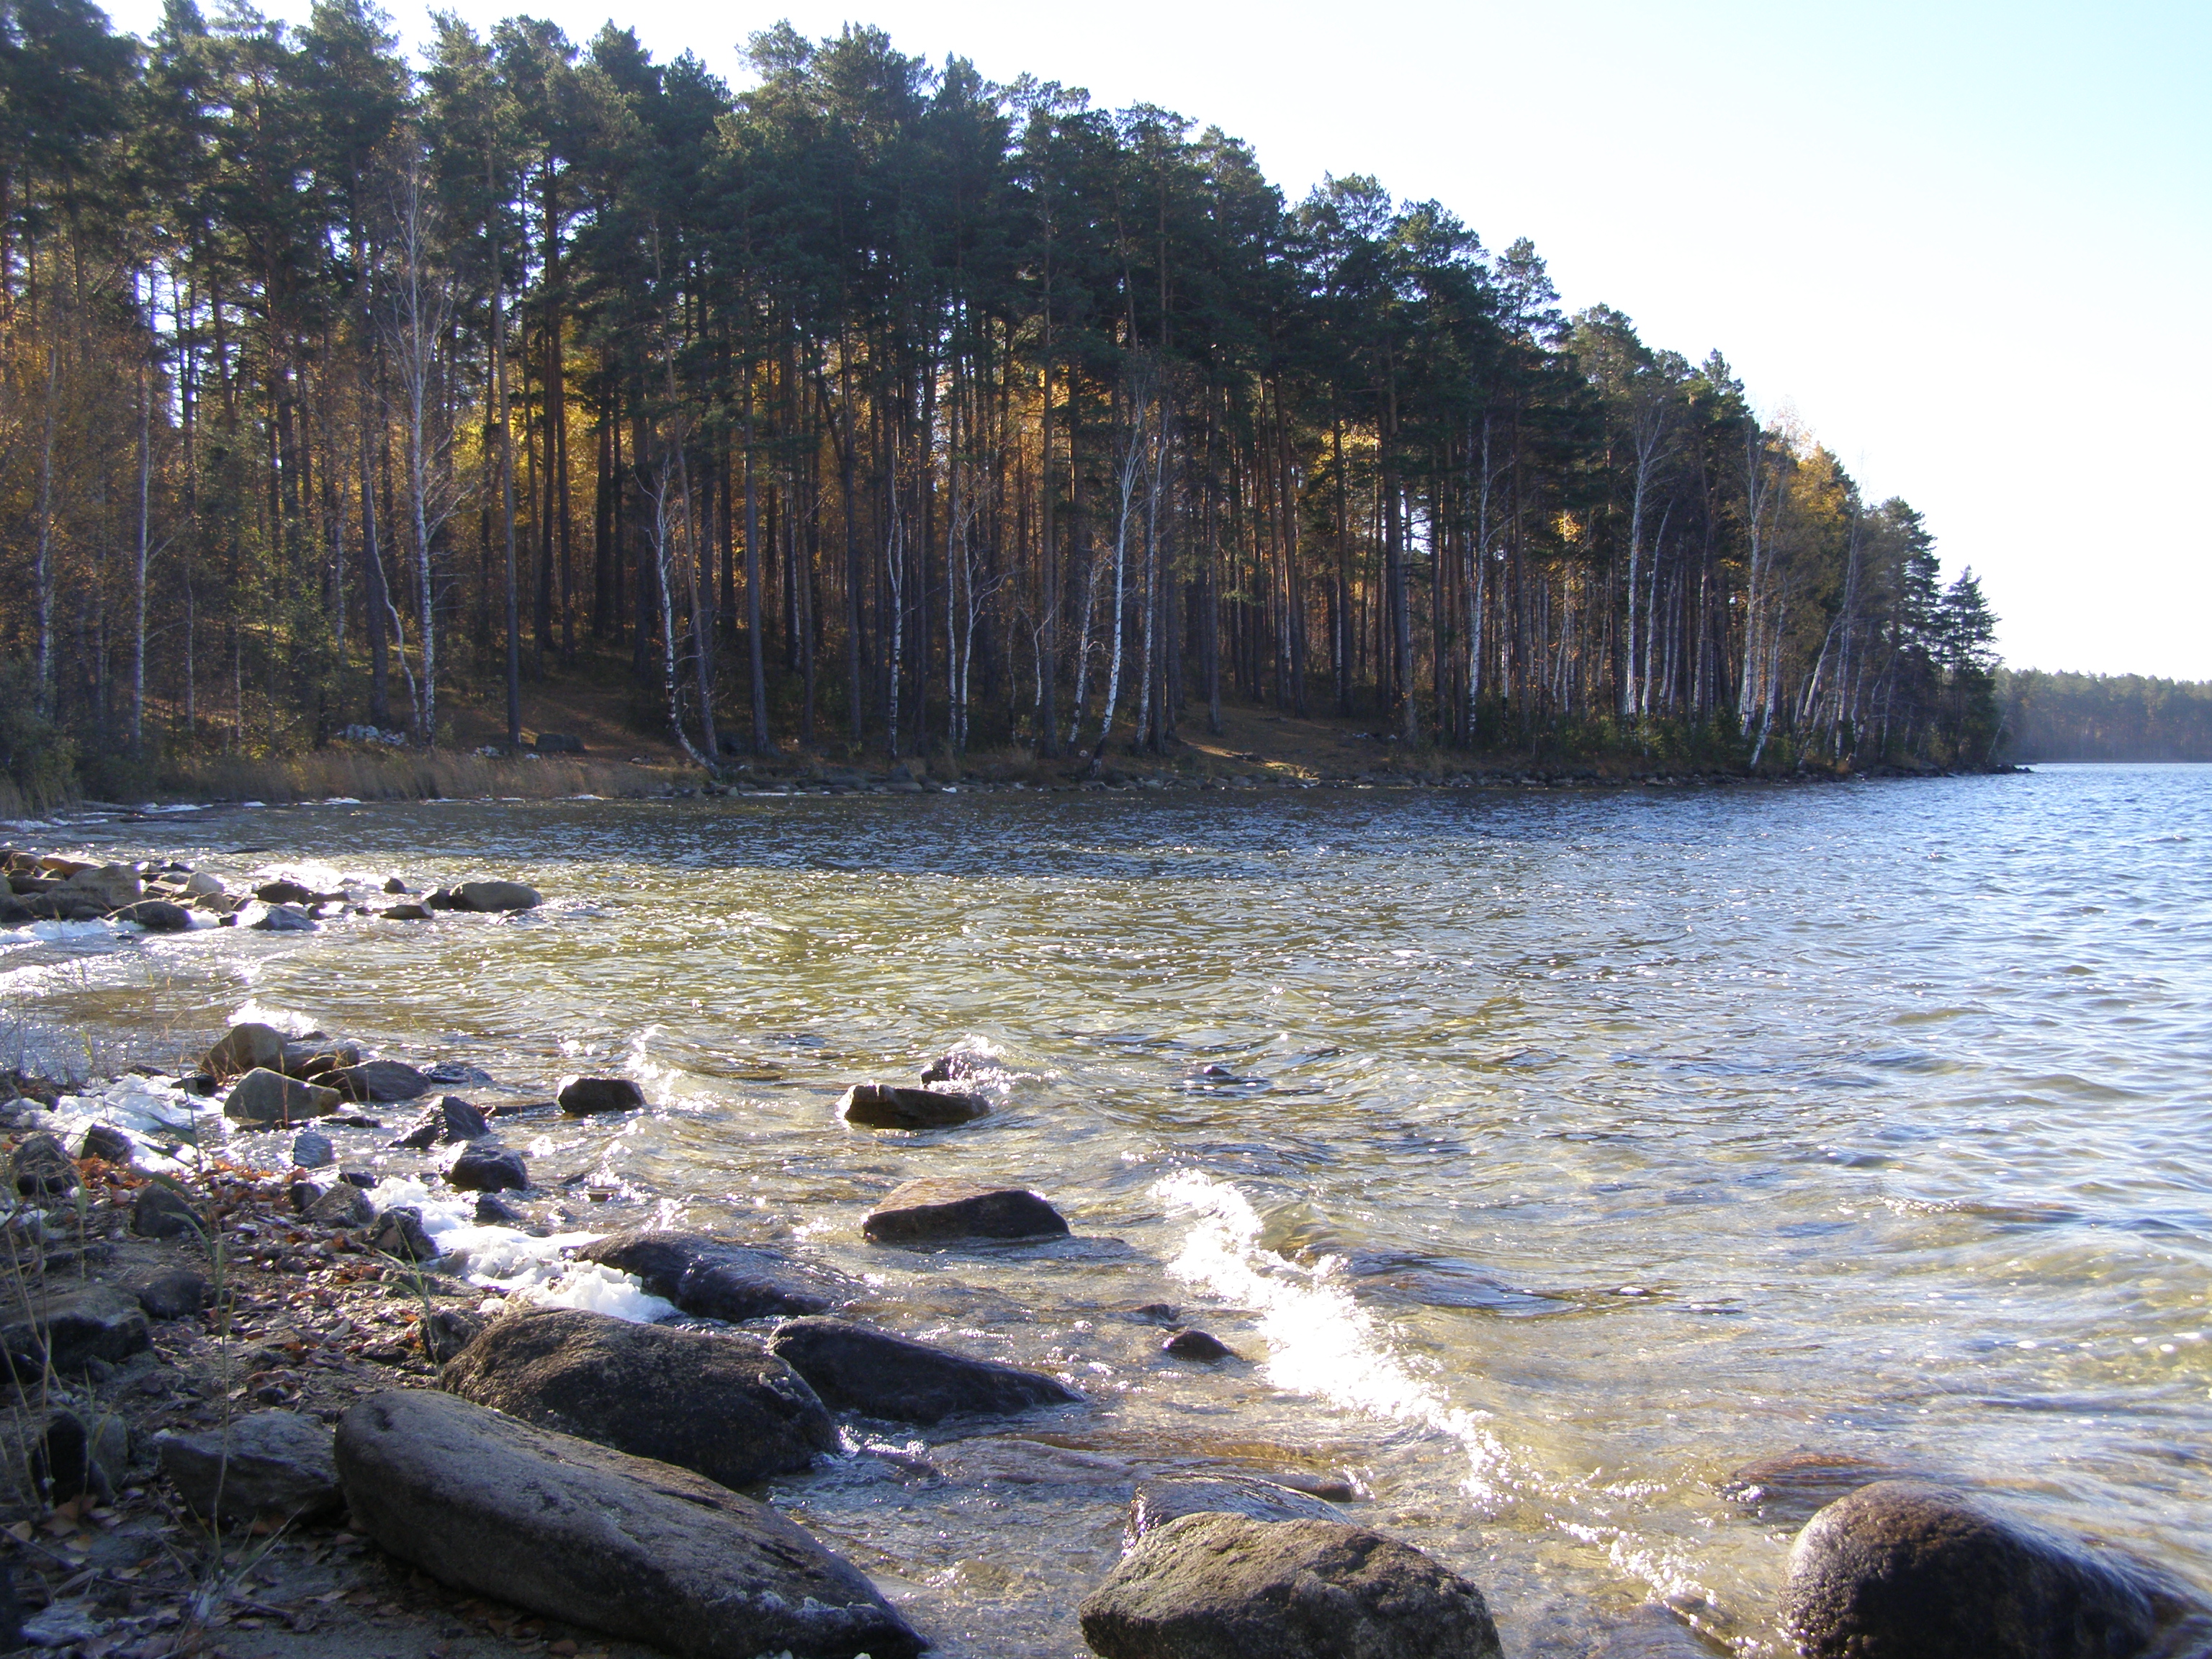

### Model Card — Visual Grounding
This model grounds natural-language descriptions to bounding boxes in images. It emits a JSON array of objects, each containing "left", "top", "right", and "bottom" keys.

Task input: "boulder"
[
  {"left": 305, "top": 1183, "right": 375, "bottom": 1228},
  {"left": 253, "top": 879, "right": 318, "bottom": 906},
  {"left": 1164, "top": 1328, "right": 1237, "bottom": 1362},
  {"left": 423, "top": 1060, "right": 497, "bottom": 1087},
  {"left": 335, "top": 1388, "right": 921, "bottom": 1658},
  {"left": 1079, "top": 1512, "right": 1503, "bottom": 1659},
  {"left": 474, "top": 1192, "right": 525, "bottom": 1224},
  {"left": 392, "top": 1094, "right": 492, "bottom": 1148},
  {"left": 457, "top": 879, "right": 541, "bottom": 912},
  {"left": 12, "top": 1131, "right": 77, "bottom": 1198},
  {"left": 113, "top": 898, "right": 193, "bottom": 932},
  {"left": 558, "top": 1075, "right": 644, "bottom": 1115},
  {"left": 1, "top": 1283, "right": 151, "bottom": 1379},
  {"left": 920, "top": 1050, "right": 989, "bottom": 1084},
  {"left": 861, "top": 1177, "right": 1069, "bottom": 1244},
  {"left": 63, "top": 863, "right": 142, "bottom": 911},
  {"left": 132, "top": 1182, "right": 201, "bottom": 1240},
  {"left": 251, "top": 903, "right": 318, "bottom": 932},
  {"left": 205, "top": 1022, "right": 287, "bottom": 1079},
  {"left": 1127, "top": 1473, "right": 1346, "bottom": 1542},
  {"left": 766, "top": 1316, "right": 1078, "bottom": 1425},
  {"left": 443, "top": 1307, "right": 838, "bottom": 1488},
  {"left": 280, "top": 1039, "right": 361, "bottom": 1079},
  {"left": 158, "top": 1410, "right": 343, "bottom": 1524},
  {"left": 838, "top": 1082, "right": 990, "bottom": 1130},
  {"left": 381, "top": 902, "right": 434, "bottom": 921},
  {"left": 1782, "top": 1480, "right": 2200, "bottom": 1659},
  {"left": 78, "top": 1123, "right": 132, "bottom": 1164},
  {"left": 369, "top": 1206, "right": 436, "bottom": 1262},
  {"left": 179, "top": 871, "right": 227, "bottom": 899},
  {"left": 222, "top": 1067, "right": 341, "bottom": 1124},
  {"left": 448, "top": 1144, "right": 527, "bottom": 1192},
  {"left": 136, "top": 1269, "right": 209, "bottom": 1321},
  {"left": 382, "top": 876, "right": 410, "bottom": 894},
  {"left": 330, "top": 1059, "right": 432, "bottom": 1102},
  {"left": 572, "top": 1231, "right": 835, "bottom": 1323},
  {"left": 289, "top": 1130, "right": 336, "bottom": 1169}
]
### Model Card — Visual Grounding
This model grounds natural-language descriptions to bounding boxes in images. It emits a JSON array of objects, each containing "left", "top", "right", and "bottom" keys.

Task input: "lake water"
[{"left": 5, "top": 765, "right": 2208, "bottom": 1656}]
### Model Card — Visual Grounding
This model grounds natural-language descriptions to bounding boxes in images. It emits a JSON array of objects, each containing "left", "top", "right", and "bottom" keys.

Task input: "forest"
[
  {"left": 0, "top": 0, "right": 2007, "bottom": 802},
  {"left": 2000, "top": 672, "right": 2212, "bottom": 763}
]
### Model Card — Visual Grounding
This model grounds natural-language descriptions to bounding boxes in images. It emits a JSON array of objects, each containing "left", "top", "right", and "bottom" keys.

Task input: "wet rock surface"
[
  {"left": 336, "top": 1388, "right": 923, "bottom": 1658},
  {"left": 447, "top": 1143, "right": 528, "bottom": 1192},
  {"left": 839, "top": 1082, "right": 992, "bottom": 1129},
  {"left": 1128, "top": 1472, "right": 1349, "bottom": 1541},
  {"left": 557, "top": 1075, "right": 645, "bottom": 1115},
  {"left": 441, "top": 1306, "right": 839, "bottom": 1488},
  {"left": 1782, "top": 1480, "right": 2205, "bottom": 1659},
  {"left": 862, "top": 1176, "right": 1070, "bottom": 1243},
  {"left": 330, "top": 1058, "right": 433, "bottom": 1102},
  {"left": 223, "top": 1066, "right": 341, "bottom": 1123},
  {"left": 573, "top": 1228, "right": 837, "bottom": 1322},
  {"left": 768, "top": 1314, "right": 1079, "bottom": 1424},
  {"left": 1080, "top": 1511, "right": 1505, "bottom": 1659}
]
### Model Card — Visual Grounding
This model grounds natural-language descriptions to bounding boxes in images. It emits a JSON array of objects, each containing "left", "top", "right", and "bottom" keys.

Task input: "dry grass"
[{"left": 150, "top": 747, "right": 672, "bottom": 806}]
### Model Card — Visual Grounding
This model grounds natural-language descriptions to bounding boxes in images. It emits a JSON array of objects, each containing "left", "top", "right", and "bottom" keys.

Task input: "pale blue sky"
[{"left": 107, "top": 0, "right": 2212, "bottom": 676}]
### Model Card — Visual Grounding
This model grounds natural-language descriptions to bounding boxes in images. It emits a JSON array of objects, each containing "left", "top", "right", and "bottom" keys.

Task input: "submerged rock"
[
  {"left": 224, "top": 1066, "right": 341, "bottom": 1124},
  {"left": 862, "top": 1177, "right": 1069, "bottom": 1244},
  {"left": 392, "top": 1095, "right": 490, "bottom": 1148},
  {"left": 159, "top": 1410, "right": 343, "bottom": 1524},
  {"left": 838, "top": 1082, "right": 990, "bottom": 1130},
  {"left": 1783, "top": 1480, "right": 2202, "bottom": 1659},
  {"left": 335, "top": 1388, "right": 921, "bottom": 1658},
  {"left": 457, "top": 879, "right": 541, "bottom": 912},
  {"left": 573, "top": 1230, "right": 834, "bottom": 1323},
  {"left": 289, "top": 1130, "right": 336, "bottom": 1169},
  {"left": 330, "top": 1059, "right": 432, "bottom": 1102},
  {"left": 443, "top": 1307, "right": 838, "bottom": 1488},
  {"left": 557, "top": 1075, "right": 645, "bottom": 1115},
  {"left": 1722, "top": 1449, "right": 1936, "bottom": 1527},
  {"left": 1127, "top": 1473, "right": 1347, "bottom": 1542},
  {"left": 1080, "top": 1512, "right": 1503, "bottom": 1659},
  {"left": 767, "top": 1316, "right": 1078, "bottom": 1425},
  {"left": 1163, "top": 1328, "right": 1237, "bottom": 1362},
  {"left": 113, "top": 898, "right": 192, "bottom": 932}
]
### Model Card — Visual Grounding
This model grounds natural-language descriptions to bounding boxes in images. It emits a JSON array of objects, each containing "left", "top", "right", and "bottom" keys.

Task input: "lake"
[{"left": 5, "top": 764, "right": 2207, "bottom": 1656}]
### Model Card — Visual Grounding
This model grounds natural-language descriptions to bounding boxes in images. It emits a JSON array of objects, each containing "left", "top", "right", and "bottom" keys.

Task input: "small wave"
[{"left": 229, "top": 999, "right": 320, "bottom": 1035}]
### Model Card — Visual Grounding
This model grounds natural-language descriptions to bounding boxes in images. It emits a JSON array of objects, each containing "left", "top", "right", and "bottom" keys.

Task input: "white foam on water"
[
  {"left": 525, "top": 1261, "right": 678, "bottom": 1321},
  {"left": 14, "top": 920, "right": 127, "bottom": 944},
  {"left": 1154, "top": 1169, "right": 1509, "bottom": 1503}
]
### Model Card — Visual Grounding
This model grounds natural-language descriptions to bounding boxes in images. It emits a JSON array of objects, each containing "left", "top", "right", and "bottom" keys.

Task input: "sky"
[{"left": 102, "top": 0, "right": 2212, "bottom": 678}]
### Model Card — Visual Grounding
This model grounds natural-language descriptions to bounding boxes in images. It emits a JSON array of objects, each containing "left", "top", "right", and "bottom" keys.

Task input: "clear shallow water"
[{"left": 5, "top": 765, "right": 2210, "bottom": 1655}]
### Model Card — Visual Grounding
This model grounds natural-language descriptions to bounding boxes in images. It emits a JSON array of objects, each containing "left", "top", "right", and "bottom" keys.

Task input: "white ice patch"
[
  {"left": 356, "top": 1174, "right": 667, "bottom": 1318},
  {"left": 1154, "top": 1169, "right": 1509, "bottom": 1503},
  {"left": 45, "top": 1075, "right": 223, "bottom": 1176}
]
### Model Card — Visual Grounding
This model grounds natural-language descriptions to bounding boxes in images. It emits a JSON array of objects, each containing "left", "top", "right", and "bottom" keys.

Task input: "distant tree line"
[
  {"left": 0, "top": 0, "right": 2004, "bottom": 796},
  {"left": 2000, "top": 672, "right": 2212, "bottom": 763}
]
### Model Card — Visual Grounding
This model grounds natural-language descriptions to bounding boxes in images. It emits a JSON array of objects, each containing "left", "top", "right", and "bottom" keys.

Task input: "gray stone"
[
  {"left": 1164, "top": 1328, "right": 1236, "bottom": 1362},
  {"left": 330, "top": 1059, "right": 432, "bottom": 1102},
  {"left": 421, "top": 1308, "right": 485, "bottom": 1363},
  {"left": 474, "top": 1192, "right": 525, "bottom": 1224},
  {"left": 573, "top": 1230, "right": 836, "bottom": 1323},
  {"left": 222, "top": 1067, "right": 341, "bottom": 1124},
  {"left": 862, "top": 1177, "right": 1069, "bottom": 1244},
  {"left": 457, "top": 879, "right": 541, "bottom": 912},
  {"left": 335, "top": 1388, "right": 921, "bottom": 1658},
  {"left": 767, "top": 1316, "right": 1078, "bottom": 1425},
  {"left": 1080, "top": 1512, "right": 1503, "bottom": 1659},
  {"left": 159, "top": 1410, "right": 343, "bottom": 1524},
  {"left": 306, "top": 1183, "right": 375, "bottom": 1228},
  {"left": 63, "top": 863, "right": 142, "bottom": 911},
  {"left": 12, "top": 1131, "right": 76, "bottom": 1197},
  {"left": 113, "top": 898, "right": 193, "bottom": 932},
  {"left": 557, "top": 1075, "right": 644, "bottom": 1115},
  {"left": 1, "top": 1283, "right": 151, "bottom": 1379},
  {"left": 1128, "top": 1473, "right": 1347, "bottom": 1542},
  {"left": 1782, "top": 1480, "right": 2203, "bottom": 1659},
  {"left": 448, "top": 1144, "right": 527, "bottom": 1192},
  {"left": 289, "top": 1130, "right": 336, "bottom": 1169},
  {"left": 253, "top": 879, "right": 318, "bottom": 906},
  {"left": 838, "top": 1082, "right": 991, "bottom": 1130},
  {"left": 369, "top": 1205, "right": 436, "bottom": 1261},
  {"left": 443, "top": 1307, "right": 837, "bottom": 1488},
  {"left": 136, "top": 1269, "right": 208, "bottom": 1321},
  {"left": 279, "top": 1039, "right": 361, "bottom": 1079},
  {"left": 381, "top": 902, "right": 433, "bottom": 920},
  {"left": 534, "top": 732, "right": 585, "bottom": 754},
  {"left": 131, "top": 1182, "right": 201, "bottom": 1240},
  {"left": 251, "top": 903, "right": 318, "bottom": 932},
  {"left": 33, "top": 1408, "right": 130, "bottom": 1503},
  {"left": 78, "top": 1123, "right": 132, "bottom": 1164},
  {"left": 393, "top": 1094, "right": 493, "bottom": 1148},
  {"left": 205, "top": 1022, "right": 287, "bottom": 1080}
]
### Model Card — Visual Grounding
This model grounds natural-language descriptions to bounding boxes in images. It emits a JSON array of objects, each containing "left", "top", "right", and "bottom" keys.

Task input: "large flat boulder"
[
  {"left": 1783, "top": 1480, "right": 2202, "bottom": 1659},
  {"left": 222, "top": 1067, "right": 341, "bottom": 1124},
  {"left": 573, "top": 1230, "right": 835, "bottom": 1323},
  {"left": 336, "top": 1389, "right": 920, "bottom": 1659},
  {"left": 441, "top": 1307, "right": 837, "bottom": 1488},
  {"left": 839, "top": 1083, "right": 989, "bottom": 1130},
  {"left": 862, "top": 1177, "right": 1069, "bottom": 1244},
  {"left": 767, "top": 1316, "right": 1077, "bottom": 1425},
  {"left": 1, "top": 1284, "right": 150, "bottom": 1379},
  {"left": 1079, "top": 1511, "right": 1503, "bottom": 1659},
  {"left": 457, "top": 879, "right": 541, "bottom": 912},
  {"left": 159, "top": 1410, "right": 343, "bottom": 1524}
]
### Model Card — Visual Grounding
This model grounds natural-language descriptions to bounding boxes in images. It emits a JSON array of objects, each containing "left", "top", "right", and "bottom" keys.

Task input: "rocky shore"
[{"left": 0, "top": 842, "right": 2197, "bottom": 1659}]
